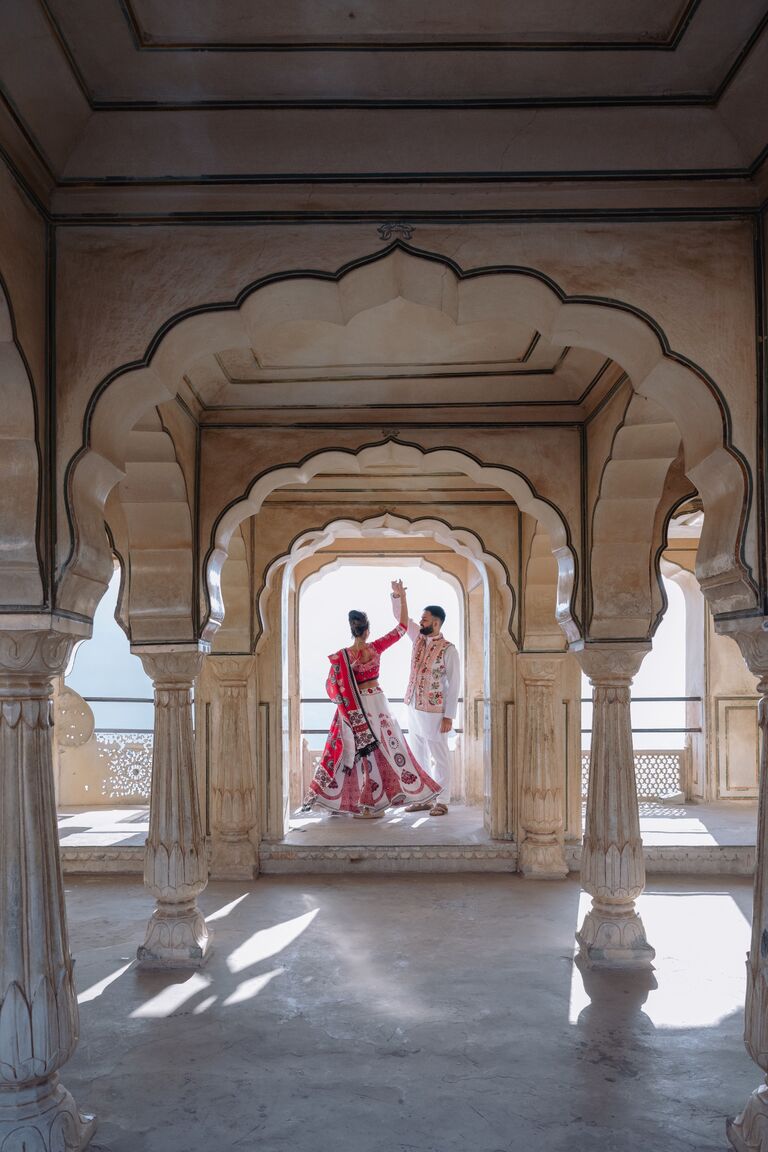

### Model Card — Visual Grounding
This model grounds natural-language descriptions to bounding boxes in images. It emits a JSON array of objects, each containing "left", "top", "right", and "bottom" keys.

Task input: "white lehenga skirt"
[{"left": 310, "top": 686, "right": 442, "bottom": 814}]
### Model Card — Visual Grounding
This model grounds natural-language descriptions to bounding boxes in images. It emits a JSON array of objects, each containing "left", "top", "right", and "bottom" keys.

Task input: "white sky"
[{"left": 298, "top": 562, "right": 463, "bottom": 735}]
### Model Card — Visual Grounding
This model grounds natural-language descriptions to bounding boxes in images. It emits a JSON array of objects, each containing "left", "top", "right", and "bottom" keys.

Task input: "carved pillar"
[
  {"left": 0, "top": 625, "right": 96, "bottom": 1151},
  {"left": 136, "top": 648, "right": 211, "bottom": 969},
  {"left": 574, "top": 643, "right": 655, "bottom": 969},
  {"left": 725, "top": 624, "right": 768, "bottom": 1152},
  {"left": 518, "top": 659, "right": 567, "bottom": 879},
  {"left": 208, "top": 656, "right": 258, "bottom": 880}
]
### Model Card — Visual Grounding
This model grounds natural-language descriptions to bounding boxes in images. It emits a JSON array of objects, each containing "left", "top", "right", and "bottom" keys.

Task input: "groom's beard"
[{"left": 419, "top": 625, "right": 435, "bottom": 636}]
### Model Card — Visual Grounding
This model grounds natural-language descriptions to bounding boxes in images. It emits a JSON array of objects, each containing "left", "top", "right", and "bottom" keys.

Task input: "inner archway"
[
  {"left": 249, "top": 511, "right": 503, "bottom": 842},
  {"left": 294, "top": 556, "right": 470, "bottom": 836}
]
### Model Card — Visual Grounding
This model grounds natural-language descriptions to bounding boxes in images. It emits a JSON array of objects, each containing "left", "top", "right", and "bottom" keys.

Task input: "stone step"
[{"left": 59, "top": 841, "right": 756, "bottom": 876}]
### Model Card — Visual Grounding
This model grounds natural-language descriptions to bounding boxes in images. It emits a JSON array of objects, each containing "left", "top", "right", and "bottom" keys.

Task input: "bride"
[{"left": 303, "top": 579, "right": 441, "bottom": 818}]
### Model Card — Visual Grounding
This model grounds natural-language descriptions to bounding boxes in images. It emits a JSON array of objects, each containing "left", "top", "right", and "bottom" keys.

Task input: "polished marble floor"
[{"left": 62, "top": 872, "right": 757, "bottom": 1152}]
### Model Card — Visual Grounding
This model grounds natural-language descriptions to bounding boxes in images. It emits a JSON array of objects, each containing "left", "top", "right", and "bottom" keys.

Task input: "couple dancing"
[{"left": 304, "top": 579, "right": 460, "bottom": 818}]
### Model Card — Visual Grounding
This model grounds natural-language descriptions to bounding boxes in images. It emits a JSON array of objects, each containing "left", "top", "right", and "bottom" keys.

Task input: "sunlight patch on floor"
[
  {"left": 131, "top": 972, "right": 212, "bottom": 1019},
  {"left": 569, "top": 889, "right": 750, "bottom": 1029},
  {"left": 226, "top": 908, "right": 319, "bottom": 974}
]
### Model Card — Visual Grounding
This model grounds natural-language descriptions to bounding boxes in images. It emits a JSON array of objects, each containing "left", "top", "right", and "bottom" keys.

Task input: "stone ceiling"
[
  {"left": 1, "top": 0, "right": 767, "bottom": 215},
  {"left": 181, "top": 295, "right": 619, "bottom": 417}
]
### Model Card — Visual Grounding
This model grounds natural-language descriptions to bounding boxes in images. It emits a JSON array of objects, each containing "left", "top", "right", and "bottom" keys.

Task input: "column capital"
[
  {"left": 518, "top": 657, "right": 558, "bottom": 685},
  {"left": 571, "top": 642, "right": 651, "bottom": 686},
  {"left": 133, "top": 644, "right": 208, "bottom": 686},
  {"left": 0, "top": 616, "right": 91, "bottom": 687},
  {"left": 716, "top": 617, "right": 768, "bottom": 691},
  {"left": 206, "top": 654, "right": 255, "bottom": 686}
]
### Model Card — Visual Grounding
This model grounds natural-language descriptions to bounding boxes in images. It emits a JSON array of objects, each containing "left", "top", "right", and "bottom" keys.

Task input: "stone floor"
[
  {"left": 65, "top": 873, "right": 756, "bottom": 1152},
  {"left": 57, "top": 800, "right": 758, "bottom": 849}
]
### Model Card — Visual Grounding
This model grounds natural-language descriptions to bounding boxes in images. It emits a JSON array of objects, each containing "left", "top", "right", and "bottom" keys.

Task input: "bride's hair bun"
[{"left": 348, "top": 610, "right": 369, "bottom": 638}]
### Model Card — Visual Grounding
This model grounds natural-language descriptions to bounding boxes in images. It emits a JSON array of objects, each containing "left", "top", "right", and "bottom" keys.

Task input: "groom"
[{"left": 391, "top": 579, "right": 460, "bottom": 816}]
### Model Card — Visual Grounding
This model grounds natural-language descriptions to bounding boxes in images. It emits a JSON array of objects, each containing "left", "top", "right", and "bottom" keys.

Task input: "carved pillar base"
[
  {"left": 136, "top": 648, "right": 211, "bottom": 971},
  {"left": 575, "top": 644, "right": 653, "bottom": 971},
  {"left": 576, "top": 900, "right": 655, "bottom": 969},
  {"left": 728, "top": 1083, "right": 768, "bottom": 1152},
  {"left": 0, "top": 1076, "right": 96, "bottom": 1152},
  {"left": 137, "top": 897, "right": 211, "bottom": 969},
  {"left": 729, "top": 1086, "right": 768, "bottom": 1152},
  {"left": 518, "top": 836, "right": 569, "bottom": 879},
  {"left": 210, "top": 835, "right": 257, "bottom": 881}
]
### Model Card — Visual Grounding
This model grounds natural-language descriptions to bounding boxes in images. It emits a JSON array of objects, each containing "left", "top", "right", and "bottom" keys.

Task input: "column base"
[
  {"left": 576, "top": 901, "right": 655, "bottom": 969},
  {"left": 518, "top": 838, "right": 568, "bottom": 880},
  {"left": 210, "top": 836, "right": 258, "bottom": 880},
  {"left": 0, "top": 1075, "right": 96, "bottom": 1151},
  {"left": 727, "top": 1083, "right": 768, "bottom": 1151},
  {"left": 137, "top": 898, "right": 212, "bottom": 969}
]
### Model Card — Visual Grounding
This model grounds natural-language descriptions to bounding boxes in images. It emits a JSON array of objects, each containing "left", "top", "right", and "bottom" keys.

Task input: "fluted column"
[
  {"left": 725, "top": 625, "right": 768, "bottom": 1152},
  {"left": 518, "top": 660, "right": 567, "bottom": 879},
  {"left": 575, "top": 643, "right": 654, "bottom": 969},
  {"left": 136, "top": 648, "right": 211, "bottom": 969},
  {"left": 208, "top": 656, "right": 258, "bottom": 880},
  {"left": 0, "top": 625, "right": 96, "bottom": 1151}
]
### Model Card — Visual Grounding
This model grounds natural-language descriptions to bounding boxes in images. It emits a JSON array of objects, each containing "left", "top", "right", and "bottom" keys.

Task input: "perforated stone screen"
[
  {"left": 97, "top": 732, "right": 153, "bottom": 801},
  {"left": 581, "top": 750, "right": 684, "bottom": 801}
]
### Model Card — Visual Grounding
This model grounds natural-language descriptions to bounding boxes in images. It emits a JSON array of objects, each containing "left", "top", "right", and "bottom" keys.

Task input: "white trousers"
[{"left": 407, "top": 707, "right": 451, "bottom": 804}]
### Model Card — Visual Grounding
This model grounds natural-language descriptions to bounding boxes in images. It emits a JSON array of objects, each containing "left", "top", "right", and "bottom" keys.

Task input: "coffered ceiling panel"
[{"left": 0, "top": 0, "right": 766, "bottom": 206}]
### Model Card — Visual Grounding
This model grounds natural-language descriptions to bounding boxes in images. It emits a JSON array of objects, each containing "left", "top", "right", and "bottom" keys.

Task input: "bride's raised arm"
[{"left": 391, "top": 578, "right": 409, "bottom": 627}]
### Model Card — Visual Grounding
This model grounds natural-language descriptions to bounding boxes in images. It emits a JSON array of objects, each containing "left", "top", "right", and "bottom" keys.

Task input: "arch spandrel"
[{"left": 57, "top": 242, "right": 756, "bottom": 637}]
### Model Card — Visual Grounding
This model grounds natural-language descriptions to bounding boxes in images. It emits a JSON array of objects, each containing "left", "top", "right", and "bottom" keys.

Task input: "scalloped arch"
[
  {"left": 249, "top": 511, "right": 514, "bottom": 653},
  {"left": 56, "top": 241, "right": 756, "bottom": 630},
  {"left": 206, "top": 440, "right": 575, "bottom": 643}
]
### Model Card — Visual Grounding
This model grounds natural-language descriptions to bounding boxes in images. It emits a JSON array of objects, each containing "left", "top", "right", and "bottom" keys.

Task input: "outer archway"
[{"left": 57, "top": 242, "right": 757, "bottom": 637}]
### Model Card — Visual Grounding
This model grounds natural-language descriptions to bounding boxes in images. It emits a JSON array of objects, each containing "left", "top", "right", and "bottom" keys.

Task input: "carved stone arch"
[
  {"left": 213, "top": 524, "right": 251, "bottom": 653},
  {"left": 57, "top": 242, "right": 755, "bottom": 630},
  {"left": 208, "top": 441, "right": 568, "bottom": 642},
  {"left": 589, "top": 392, "right": 683, "bottom": 639},
  {"left": 522, "top": 518, "right": 567, "bottom": 651},
  {"left": 0, "top": 275, "right": 43, "bottom": 606},
  {"left": 249, "top": 511, "right": 515, "bottom": 653},
  {"left": 115, "top": 408, "right": 195, "bottom": 643}
]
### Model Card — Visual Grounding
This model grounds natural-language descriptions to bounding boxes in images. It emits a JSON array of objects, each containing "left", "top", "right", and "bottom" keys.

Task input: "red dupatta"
[{"left": 303, "top": 648, "right": 379, "bottom": 806}]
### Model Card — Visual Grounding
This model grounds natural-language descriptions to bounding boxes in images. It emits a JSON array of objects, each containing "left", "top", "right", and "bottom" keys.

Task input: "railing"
[
  {"left": 300, "top": 696, "right": 465, "bottom": 738},
  {"left": 580, "top": 750, "right": 688, "bottom": 801},
  {"left": 579, "top": 695, "right": 701, "bottom": 801}
]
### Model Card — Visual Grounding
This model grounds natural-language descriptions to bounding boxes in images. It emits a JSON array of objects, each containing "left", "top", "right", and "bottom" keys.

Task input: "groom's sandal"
[
  {"left": 405, "top": 800, "right": 432, "bottom": 812},
  {"left": 429, "top": 802, "right": 449, "bottom": 816}
]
